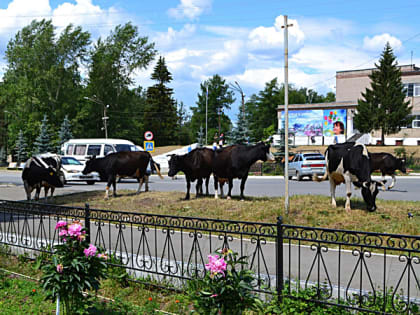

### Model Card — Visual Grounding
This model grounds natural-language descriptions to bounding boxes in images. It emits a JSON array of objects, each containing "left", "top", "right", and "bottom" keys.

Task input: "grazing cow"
[
  {"left": 370, "top": 153, "right": 406, "bottom": 191},
  {"left": 82, "top": 151, "right": 163, "bottom": 199},
  {"left": 22, "top": 154, "right": 64, "bottom": 201},
  {"left": 212, "top": 142, "right": 275, "bottom": 200},
  {"left": 313, "top": 142, "right": 384, "bottom": 212},
  {"left": 167, "top": 148, "right": 214, "bottom": 200}
]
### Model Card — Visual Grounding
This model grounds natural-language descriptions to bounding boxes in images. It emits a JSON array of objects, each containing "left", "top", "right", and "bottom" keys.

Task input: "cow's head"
[
  {"left": 167, "top": 154, "right": 180, "bottom": 177},
  {"left": 82, "top": 156, "right": 96, "bottom": 175},
  {"left": 258, "top": 142, "right": 275, "bottom": 162},
  {"left": 361, "top": 180, "right": 384, "bottom": 212},
  {"left": 45, "top": 167, "right": 64, "bottom": 187},
  {"left": 398, "top": 158, "right": 407, "bottom": 174}
]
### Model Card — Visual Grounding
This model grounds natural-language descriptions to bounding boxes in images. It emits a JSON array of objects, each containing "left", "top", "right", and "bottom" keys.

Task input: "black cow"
[
  {"left": 370, "top": 153, "right": 406, "bottom": 191},
  {"left": 212, "top": 142, "right": 275, "bottom": 200},
  {"left": 82, "top": 151, "right": 162, "bottom": 199},
  {"left": 313, "top": 142, "right": 384, "bottom": 212},
  {"left": 22, "top": 154, "right": 64, "bottom": 201},
  {"left": 168, "top": 148, "right": 214, "bottom": 200}
]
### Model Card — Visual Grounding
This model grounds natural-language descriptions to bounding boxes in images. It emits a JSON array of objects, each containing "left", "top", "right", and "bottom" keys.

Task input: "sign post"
[{"left": 144, "top": 131, "right": 154, "bottom": 141}]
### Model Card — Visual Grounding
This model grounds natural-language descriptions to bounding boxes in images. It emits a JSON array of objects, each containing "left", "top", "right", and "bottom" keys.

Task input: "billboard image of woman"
[{"left": 323, "top": 109, "right": 346, "bottom": 137}]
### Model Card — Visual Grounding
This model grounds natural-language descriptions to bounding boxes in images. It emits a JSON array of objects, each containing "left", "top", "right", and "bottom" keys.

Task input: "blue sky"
[{"left": 1, "top": 0, "right": 420, "bottom": 121}]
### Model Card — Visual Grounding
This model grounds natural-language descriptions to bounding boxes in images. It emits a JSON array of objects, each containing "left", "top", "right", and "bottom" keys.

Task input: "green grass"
[{"left": 51, "top": 190, "right": 420, "bottom": 236}]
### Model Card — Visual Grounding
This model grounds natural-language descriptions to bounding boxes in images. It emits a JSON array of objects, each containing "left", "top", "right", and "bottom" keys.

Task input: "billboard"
[
  {"left": 287, "top": 109, "right": 347, "bottom": 137},
  {"left": 322, "top": 109, "right": 346, "bottom": 137},
  {"left": 288, "top": 110, "right": 323, "bottom": 137}
]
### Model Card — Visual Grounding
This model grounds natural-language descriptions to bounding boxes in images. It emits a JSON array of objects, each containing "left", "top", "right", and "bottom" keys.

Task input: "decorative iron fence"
[{"left": 0, "top": 200, "right": 419, "bottom": 314}]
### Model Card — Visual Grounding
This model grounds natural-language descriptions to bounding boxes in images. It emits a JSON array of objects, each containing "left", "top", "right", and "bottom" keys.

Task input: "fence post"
[
  {"left": 276, "top": 216, "right": 284, "bottom": 303},
  {"left": 85, "top": 203, "right": 91, "bottom": 244}
]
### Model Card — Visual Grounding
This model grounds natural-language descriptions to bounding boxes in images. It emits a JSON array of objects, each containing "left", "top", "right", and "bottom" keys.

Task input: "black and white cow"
[
  {"left": 370, "top": 152, "right": 406, "bottom": 191},
  {"left": 313, "top": 142, "right": 384, "bottom": 212},
  {"left": 22, "top": 153, "right": 64, "bottom": 201}
]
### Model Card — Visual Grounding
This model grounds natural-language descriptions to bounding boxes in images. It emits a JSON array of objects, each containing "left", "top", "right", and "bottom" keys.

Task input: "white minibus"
[{"left": 61, "top": 138, "right": 143, "bottom": 164}]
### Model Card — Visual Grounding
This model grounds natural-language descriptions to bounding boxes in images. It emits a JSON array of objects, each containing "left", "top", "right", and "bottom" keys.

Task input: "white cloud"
[
  {"left": 363, "top": 33, "right": 402, "bottom": 52},
  {"left": 167, "top": 0, "right": 212, "bottom": 20},
  {"left": 247, "top": 15, "right": 305, "bottom": 55},
  {"left": 299, "top": 17, "right": 355, "bottom": 41},
  {"left": 154, "top": 24, "right": 197, "bottom": 50},
  {"left": 0, "top": 0, "right": 51, "bottom": 37}
]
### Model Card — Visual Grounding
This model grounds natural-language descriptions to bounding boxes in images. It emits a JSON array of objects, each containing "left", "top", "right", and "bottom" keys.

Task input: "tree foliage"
[
  {"left": 34, "top": 115, "right": 53, "bottom": 154},
  {"left": 57, "top": 115, "right": 73, "bottom": 153},
  {"left": 354, "top": 43, "right": 412, "bottom": 143},
  {"left": 191, "top": 75, "right": 235, "bottom": 144},
  {"left": 143, "top": 56, "right": 179, "bottom": 146},
  {"left": 14, "top": 130, "right": 28, "bottom": 163}
]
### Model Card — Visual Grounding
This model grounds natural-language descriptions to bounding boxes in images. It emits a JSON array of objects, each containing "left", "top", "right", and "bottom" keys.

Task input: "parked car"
[
  {"left": 60, "top": 156, "right": 100, "bottom": 185},
  {"left": 288, "top": 151, "right": 326, "bottom": 181}
]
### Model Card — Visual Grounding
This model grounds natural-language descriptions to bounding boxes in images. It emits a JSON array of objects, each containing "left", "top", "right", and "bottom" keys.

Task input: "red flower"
[
  {"left": 148, "top": 297, "right": 153, "bottom": 301},
  {"left": 175, "top": 299, "right": 180, "bottom": 303},
  {"left": 32, "top": 289, "right": 36, "bottom": 293}
]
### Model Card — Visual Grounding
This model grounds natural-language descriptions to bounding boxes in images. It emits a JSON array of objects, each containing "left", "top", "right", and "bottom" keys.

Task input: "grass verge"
[{"left": 50, "top": 190, "right": 420, "bottom": 236}]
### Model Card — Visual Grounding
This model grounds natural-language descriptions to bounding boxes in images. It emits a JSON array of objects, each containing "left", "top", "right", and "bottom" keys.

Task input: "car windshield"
[
  {"left": 62, "top": 157, "right": 82, "bottom": 165},
  {"left": 115, "top": 144, "right": 136, "bottom": 152}
]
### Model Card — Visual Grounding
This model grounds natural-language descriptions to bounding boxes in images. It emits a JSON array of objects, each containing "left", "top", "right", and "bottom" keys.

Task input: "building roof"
[{"left": 277, "top": 101, "right": 356, "bottom": 111}]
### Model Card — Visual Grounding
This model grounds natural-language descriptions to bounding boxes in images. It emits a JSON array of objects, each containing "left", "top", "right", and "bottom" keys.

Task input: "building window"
[
  {"left": 413, "top": 116, "right": 420, "bottom": 128},
  {"left": 403, "top": 83, "right": 420, "bottom": 96}
]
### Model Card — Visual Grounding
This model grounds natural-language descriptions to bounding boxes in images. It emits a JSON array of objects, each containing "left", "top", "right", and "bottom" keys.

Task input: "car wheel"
[
  {"left": 86, "top": 181, "right": 95, "bottom": 185},
  {"left": 288, "top": 175, "right": 292, "bottom": 180},
  {"left": 59, "top": 173, "right": 66, "bottom": 185},
  {"left": 296, "top": 171, "right": 303, "bottom": 181}
]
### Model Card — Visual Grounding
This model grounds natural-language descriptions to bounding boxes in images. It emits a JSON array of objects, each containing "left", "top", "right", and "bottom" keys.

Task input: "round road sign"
[{"left": 144, "top": 131, "right": 154, "bottom": 140}]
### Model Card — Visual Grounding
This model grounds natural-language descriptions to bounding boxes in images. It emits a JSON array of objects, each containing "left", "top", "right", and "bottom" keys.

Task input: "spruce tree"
[
  {"left": 57, "top": 115, "right": 73, "bottom": 153},
  {"left": 143, "top": 56, "right": 179, "bottom": 146},
  {"left": 0, "top": 146, "right": 6, "bottom": 165},
  {"left": 34, "top": 115, "right": 52, "bottom": 154},
  {"left": 230, "top": 109, "right": 250, "bottom": 145},
  {"left": 354, "top": 43, "right": 412, "bottom": 144},
  {"left": 14, "top": 130, "right": 28, "bottom": 163}
]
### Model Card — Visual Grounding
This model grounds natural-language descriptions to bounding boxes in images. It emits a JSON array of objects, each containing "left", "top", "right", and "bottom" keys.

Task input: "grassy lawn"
[{"left": 51, "top": 190, "right": 420, "bottom": 236}]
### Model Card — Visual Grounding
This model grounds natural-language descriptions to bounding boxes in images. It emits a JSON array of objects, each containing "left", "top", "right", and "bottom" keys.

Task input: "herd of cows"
[{"left": 21, "top": 141, "right": 406, "bottom": 212}]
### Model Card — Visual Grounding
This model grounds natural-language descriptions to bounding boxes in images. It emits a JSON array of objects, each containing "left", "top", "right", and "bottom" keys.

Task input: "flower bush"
[
  {"left": 188, "top": 248, "right": 263, "bottom": 315},
  {"left": 40, "top": 220, "right": 108, "bottom": 314}
]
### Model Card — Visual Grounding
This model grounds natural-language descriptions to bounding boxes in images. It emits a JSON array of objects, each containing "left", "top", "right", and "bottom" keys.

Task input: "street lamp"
[
  {"left": 84, "top": 96, "right": 109, "bottom": 139},
  {"left": 229, "top": 81, "right": 245, "bottom": 120}
]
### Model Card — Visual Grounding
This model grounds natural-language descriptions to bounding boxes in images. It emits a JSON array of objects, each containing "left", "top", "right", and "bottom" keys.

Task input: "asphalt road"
[{"left": 1, "top": 170, "right": 419, "bottom": 202}]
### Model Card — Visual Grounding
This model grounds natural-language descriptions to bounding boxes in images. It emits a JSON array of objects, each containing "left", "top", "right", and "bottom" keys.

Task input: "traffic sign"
[
  {"left": 144, "top": 141, "right": 155, "bottom": 152},
  {"left": 144, "top": 131, "right": 154, "bottom": 140}
]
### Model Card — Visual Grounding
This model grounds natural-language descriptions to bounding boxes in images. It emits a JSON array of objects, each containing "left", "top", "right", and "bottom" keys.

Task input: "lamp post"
[{"left": 84, "top": 96, "right": 109, "bottom": 139}]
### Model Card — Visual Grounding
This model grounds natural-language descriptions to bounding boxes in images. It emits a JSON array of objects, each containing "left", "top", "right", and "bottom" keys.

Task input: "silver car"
[{"left": 288, "top": 152, "right": 326, "bottom": 181}]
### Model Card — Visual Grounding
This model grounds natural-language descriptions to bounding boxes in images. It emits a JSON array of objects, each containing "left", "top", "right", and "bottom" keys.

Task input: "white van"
[{"left": 61, "top": 138, "right": 143, "bottom": 164}]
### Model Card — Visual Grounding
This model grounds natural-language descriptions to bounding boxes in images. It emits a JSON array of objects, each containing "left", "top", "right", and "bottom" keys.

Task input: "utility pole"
[
  {"left": 282, "top": 15, "right": 293, "bottom": 215},
  {"left": 205, "top": 84, "right": 208, "bottom": 145},
  {"left": 84, "top": 96, "right": 109, "bottom": 139}
]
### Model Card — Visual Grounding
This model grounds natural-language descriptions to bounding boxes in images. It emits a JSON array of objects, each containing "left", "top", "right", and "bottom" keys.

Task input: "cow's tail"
[
  {"left": 151, "top": 158, "right": 163, "bottom": 179},
  {"left": 312, "top": 150, "right": 329, "bottom": 182}
]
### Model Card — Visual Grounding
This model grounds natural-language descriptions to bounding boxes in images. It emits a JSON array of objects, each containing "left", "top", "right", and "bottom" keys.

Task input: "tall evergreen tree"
[
  {"left": 190, "top": 75, "right": 234, "bottom": 144},
  {"left": 143, "top": 56, "right": 179, "bottom": 145},
  {"left": 34, "top": 115, "right": 52, "bottom": 154},
  {"left": 14, "top": 130, "right": 28, "bottom": 163},
  {"left": 354, "top": 43, "right": 413, "bottom": 144},
  {"left": 57, "top": 115, "right": 73, "bottom": 153},
  {"left": 230, "top": 108, "right": 250, "bottom": 144}
]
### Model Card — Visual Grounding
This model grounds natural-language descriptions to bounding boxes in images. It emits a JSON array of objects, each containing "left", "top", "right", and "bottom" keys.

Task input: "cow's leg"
[
  {"left": 329, "top": 177, "right": 337, "bottom": 208},
  {"left": 196, "top": 178, "right": 202, "bottom": 198},
  {"left": 344, "top": 175, "right": 352, "bottom": 212},
  {"left": 219, "top": 181, "right": 224, "bottom": 198},
  {"left": 23, "top": 181, "right": 32, "bottom": 201},
  {"left": 227, "top": 179, "right": 233, "bottom": 200},
  {"left": 185, "top": 177, "right": 191, "bottom": 200},
  {"left": 214, "top": 176, "right": 219, "bottom": 199},
  {"left": 381, "top": 173, "right": 387, "bottom": 191},
  {"left": 105, "top": 175, "right": 115, "bottom": 199},
  {"left": 50, "top": 186, "right": 55, "bottom": 200},
  {"left": 136, "top": 177, "right": 144, "bottom": 194},
  {"left": 44, "top": 186, "right": 50, "bottom": 202},
  {"left": 388, "top": 174, "right": 396, "bottom": 190},
  {"left": 144, "top": 175, "right": 149, "bottom": 192},
  {"left": 112, "top": 178, "right": 117, "bottom": 197},
  {"left": 205, "top": 177, "right": 210, "bottom": 195},
  {"left": 239, "top": 176, "right": 248, "bottom": 200},
  {"left": 35, "top": 186, "right": 41, "bottom": 201}
]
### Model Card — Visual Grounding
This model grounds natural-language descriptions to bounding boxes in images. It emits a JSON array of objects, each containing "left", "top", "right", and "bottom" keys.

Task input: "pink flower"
[
  {"left": 205, "top": 255, "right": 227, "bottom": 276},
  {"left": 56, "top": 264, "right": 63, "bottom": 273},
  {"left": 97, "top": 253, "right": 108, "bottom": 260},
  {"left": 211, "top": 294, "right": 218, "bottom": 298},
  {"left": 55, "top": 221, "right": 67, "bottom": 230},
  {"left": 59, "top": 229, "right": 68, "bottom": 237},
  {"left": 67, "top": 223, "right": 83, "bottom": 237},
  {"left": 84, "top": 244, "right": 97, "bottom": 257}
]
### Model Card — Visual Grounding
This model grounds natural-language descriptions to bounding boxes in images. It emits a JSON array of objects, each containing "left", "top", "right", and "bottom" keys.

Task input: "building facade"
[{"left": 277, "top": 64, "right": 420, "bottom": 145}]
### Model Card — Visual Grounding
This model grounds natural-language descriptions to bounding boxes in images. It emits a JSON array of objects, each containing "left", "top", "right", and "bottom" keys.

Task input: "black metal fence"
[{"left": 0, "top": 200, "right": 419, "bottom": 314}]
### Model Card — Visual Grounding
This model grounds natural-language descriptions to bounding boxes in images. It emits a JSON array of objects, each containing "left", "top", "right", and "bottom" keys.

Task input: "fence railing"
[{"left": 0, "top": 200, "right": 419, "bottom": 314}]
